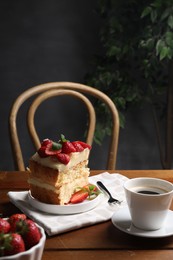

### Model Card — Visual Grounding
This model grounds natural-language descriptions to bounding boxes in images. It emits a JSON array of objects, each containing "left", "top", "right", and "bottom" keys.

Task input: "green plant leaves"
[
  {"left": 156, "top": 33, "right": 173, "bottom": 60},
  {"left": 160, "top": 46, "right": 171, "bottom": 60},
  {"left": 156, "top": 39, "right": 164, "bottom": 56},
  {"left": 85, "top": 0, "right": 172, "bottom": 142},
  {"left": 141, "top": 6, "right": 152, "bottom": 18},
  {"left": 165, "top": 32, "right": 173, "bottom": 47},
  {"left": 168, "top": 15, "right": 173, "bottom": 29}
]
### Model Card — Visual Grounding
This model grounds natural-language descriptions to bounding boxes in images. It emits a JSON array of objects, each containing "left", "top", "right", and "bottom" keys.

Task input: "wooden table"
[{"left": 1, "top": 170, "right": 173, "bottom": 260}]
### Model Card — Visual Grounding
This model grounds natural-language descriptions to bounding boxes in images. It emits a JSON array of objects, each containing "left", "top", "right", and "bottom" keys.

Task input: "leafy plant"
[{"left": 86, "top": 0, "right": 173, "bottom": 168}]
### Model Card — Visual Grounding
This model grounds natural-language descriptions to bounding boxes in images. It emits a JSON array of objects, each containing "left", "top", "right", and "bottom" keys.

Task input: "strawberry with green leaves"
[
  {"left": 60, "top": 134, "right": 76, "bottom": 153},
  {"left": 70, "top": 184, "right": 100, "bottom": 204},
  {"left": 37, "top": 134, "right": 92, "bottom": 165},
  {"left": 10, "top": 219, "right": 41, "bottom": 249},
  {"left": 0, "top": 233, "right": 25, "bottom": 256},
  {"left": 59, "top": 134, "right": 91, "bottom": 154},
  {"left": 8, "top": 214, "right": 27, "bottom": 232},
  {"left": 38, "top": 139, "right": 62, "bottom": 157},
  {"left": 45, "top": 142, "right": 62, "bottom": 156}
]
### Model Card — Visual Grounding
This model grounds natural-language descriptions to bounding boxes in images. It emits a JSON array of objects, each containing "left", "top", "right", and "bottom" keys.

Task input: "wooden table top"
[{"left": 1, "top": 169, "right": 173, "bottom": 260}]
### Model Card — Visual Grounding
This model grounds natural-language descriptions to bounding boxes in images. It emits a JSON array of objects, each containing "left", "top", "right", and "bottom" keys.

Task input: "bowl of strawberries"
[{"left": 0, "top": 213, "right": 46, "bottom": 259}]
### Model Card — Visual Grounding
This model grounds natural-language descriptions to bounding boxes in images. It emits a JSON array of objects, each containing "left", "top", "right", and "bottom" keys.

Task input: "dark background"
[{"left": 0, "top": 0, "right": 162, "bottom": 170}]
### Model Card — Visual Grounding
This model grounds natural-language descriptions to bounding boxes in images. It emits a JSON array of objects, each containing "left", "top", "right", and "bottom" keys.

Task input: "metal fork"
[{"left": 97, "top": 181, "right": 121, "bottom": 205}]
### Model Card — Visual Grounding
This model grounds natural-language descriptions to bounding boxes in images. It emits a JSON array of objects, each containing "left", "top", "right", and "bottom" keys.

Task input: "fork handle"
[{"left": 97, "top": 181, "right": 112, "bottom": 197}]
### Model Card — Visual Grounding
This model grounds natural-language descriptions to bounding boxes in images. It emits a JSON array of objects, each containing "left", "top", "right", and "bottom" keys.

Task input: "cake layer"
[
  {"left": 28, "top": 159, "right": 89, "bottom": 186},
  {"left": 29, "top": 176, "right": 89, "bottom": 205}
]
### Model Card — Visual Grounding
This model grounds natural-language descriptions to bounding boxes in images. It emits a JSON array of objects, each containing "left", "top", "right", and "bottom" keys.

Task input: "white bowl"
[{"left": 0, "top": 223, "right": 46, "bottom": 260}]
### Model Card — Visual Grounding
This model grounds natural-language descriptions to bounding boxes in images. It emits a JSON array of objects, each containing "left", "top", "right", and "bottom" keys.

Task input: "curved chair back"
[{"left": 9, "top": 82, "right": 119, "bottom": 171}]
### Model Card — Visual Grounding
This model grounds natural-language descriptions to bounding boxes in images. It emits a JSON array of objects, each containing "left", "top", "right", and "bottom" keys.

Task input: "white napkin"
[{"left": 8, "top": 172, "right": 128, "bottom": 236}]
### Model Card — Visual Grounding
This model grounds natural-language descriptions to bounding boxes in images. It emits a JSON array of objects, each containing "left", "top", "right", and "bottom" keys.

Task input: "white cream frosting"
[{"left": 31, "top": 148, "right": 90, "bottom": 171}]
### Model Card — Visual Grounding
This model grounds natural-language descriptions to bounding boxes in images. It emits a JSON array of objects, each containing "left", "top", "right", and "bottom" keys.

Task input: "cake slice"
[{"left": 28, "top": 135, "right": 91, "bottom": 205}]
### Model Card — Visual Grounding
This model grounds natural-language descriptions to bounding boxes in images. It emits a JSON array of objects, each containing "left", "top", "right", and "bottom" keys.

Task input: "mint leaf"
[{"left": 52, "top": 142, "right": 62, "bottom": 150}]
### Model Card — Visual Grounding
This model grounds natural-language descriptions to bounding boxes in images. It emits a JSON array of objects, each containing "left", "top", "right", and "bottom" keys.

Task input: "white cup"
[{"left": 124, "top": 177, "right": 173, "bottom": 230}]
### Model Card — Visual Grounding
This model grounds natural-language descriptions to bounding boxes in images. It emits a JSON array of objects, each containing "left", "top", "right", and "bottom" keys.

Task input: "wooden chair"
[{"left": 9, "top": 82, "right": 119, "bottom": 171}]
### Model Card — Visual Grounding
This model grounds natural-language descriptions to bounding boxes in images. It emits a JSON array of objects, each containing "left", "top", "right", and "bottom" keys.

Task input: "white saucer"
[
  {"left": 28, "top": 191, "right": 102, "bottom": 215},
  {"left": 111, "top": 207, "right": 173, "bottom": 238}
]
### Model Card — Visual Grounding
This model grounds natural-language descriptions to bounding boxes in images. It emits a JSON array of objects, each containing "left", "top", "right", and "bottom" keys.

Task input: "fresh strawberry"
[
  {"left": 41, "top": 138, "right": 52, "bottom": 147},
  {"left": 8, "top": 214, "right": 26, "bottom": 224},
  {"left": 76, "top": 141, "right": 91, "bottom": 150},
  {"left": 38, "top": 141, "right": 62, "bottom": 157},
  {"left": 20, "top": 219, "right": 41, "bottom": 249},
  {"left": 59, "top": 134, "right": 76, "bottom": 153},
  {"left": 70, "top": 184, "right": 100, "bottom": 204},
  {"left": 0, "top": 218, "right": 10, "bottom": 233},
  {"left": 70, "top": 190, "right": 89, "bottom": 204},
  {"left": 0, "top": 233, "right": 25, "bottom": 256},
  {"left": 56, "top": 153, "right": 70, "bottom": 164},
  {"left": 38, "top": 139, "right": 52, "bottom": 157},
  {"left": 38, "top": 135, "right": 91, "bottom": 164},
  {"left": 71, "top": 141, "right": 84, "bottom": 152},
  {"left": 62, "top": 141, "right": 76, "bottom": 153},
  {"left": 37, "top": 146, "right": 47, "bottom": 157},
  {"left": 9, "top": 214, "right": 27, "bottom": 233},
  {"left": 45, "top": 142, "right": 62, "bottom": 156},
  {"left": 44, "top": 148, "right": 58, "bottom": 156}
]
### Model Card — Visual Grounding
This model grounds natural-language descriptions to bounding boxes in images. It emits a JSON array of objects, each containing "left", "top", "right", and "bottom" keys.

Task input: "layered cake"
[{"left": 28, "top": 135, "right": 91, "bottom": 205}]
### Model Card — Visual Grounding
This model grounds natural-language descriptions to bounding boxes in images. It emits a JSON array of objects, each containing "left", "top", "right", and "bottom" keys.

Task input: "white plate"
[
  {"left": 28, "top": 191, "right": 102, "bottom": 215},
  {"left": 111, "top": 206, "right": 173, "bottom": 238}
]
